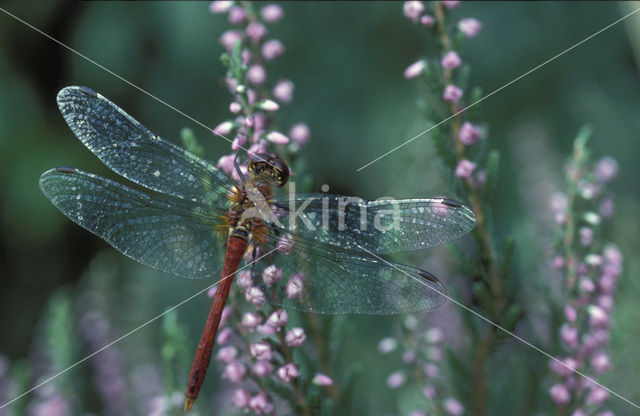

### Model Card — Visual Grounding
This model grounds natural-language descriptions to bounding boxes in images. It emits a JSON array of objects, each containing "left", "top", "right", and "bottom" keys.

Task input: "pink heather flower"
[
  {"left": 261, "top": 4, "right": 284, "bottom": 23},
  {"left": 403, "top": 1, "right": 425, "bottom": 23},
  {"left": 262, "top": 39, "right": 285, "bottom": 61},
  {"left": 458, "top": 121, "right": 482, "bottom": 145},
  {"left": 455, "top": 159, "right": 476, "bottom": 179},
  {"left": 579, "top": 277, "right": 595, "bottom": 293},
  {"left": 217, "top": 327, "right": 232, "bottom": 344},
  {"left": 442, "top": 1, "right": 460, "bottom": 10},
  {"left": 286, "top": 273, "right": 304, "bottom": 298},
  {"left": 229, "top": 101, "right": 242, "bottom": 114},
  {"left": 231, "top": 135, "right": 245, "bottom": 151},
  {"left": 247, "top": 65, "right": 267, "bottom": 85},
  {"left": 276, "top": 363, "right": 300, "bottom": 382},
  {"left": 443, "top": 84, "right": 463, "bottom": 102},
  {"left": 424, "top": 363, "right": 440, "bottom": 378},
  {"left": 378, "top": 337, "right": 398, "bottom": 353},
  {"left": 550, "top": 357, "right": 578, "bottom": 377},
  {"left": 207, "top": 285, "right": 217, "bottom": 298},
  {"left": 221, "top": 306, "right": 232, "bottom": 326},
  {"left": 266, "top": 309, "right": 289, "bottom": 328},
  {"left": 386, "top": 371, "right": 405, "bottom": 388},
  {"left": 565, "top": 305, "right": 577, "bottom": 323},
  {"left": 560, "top": 324, "right": 578, "bottom": 348},
  {"left": 236, "top": 270, "right": 253, "bottom": 289},
  {"left": 246, "top": 88, "right": 257, "bottom": 105},
  {"left": 572, "top": 410, "right": 587, "bottom": 416},
  {"left": 257, "top": 99, "right": 280, "bottom": 112},
  {"left": 249, "top": 392, "right": 274, "bottom": 414},
  {"left": 596, "top": 412, "right": 614, "bottom": 416},
  {"left": 213, "top": 120, "right": 234, "bottom": 136},
  {"left": 257, "top": 323, "right": 276, "bottom": 335},
  {"left": 210, "top": 1, "right": 233, "bottom": 14},
  {"left": 420, "top": 14, "right": 435, "bottom": 27},
  {"left": 246, "top": 21, "right": 267, "bottom": 43},
  {"left": 216, "top": 346, "right": 237, "bottom": 363},
  {"left": 273, "top": 79, "right": 294, "bottom": 103},
  {"left": 441, "top": 51, "right": 462, "bottom": 70},
  {"left": 222, "top": 362, "right": 246, "bottom": 383},
  {"left": 579, "top": 227, "right": 593, "bottom": 246},
  {"left": 585, "top": 254, "right": 603, "bottom": 266},
  {"left": 550, "top": 383, "right": 571, "bottom": 404},
  {"left": 604, "top": 245, "right": 622, "bottom": 265},
  {"left": 266, "top": 130, "right": 290, "bottom": 144},
  {"left": 586, "top": 386, "right": 609, "bottom": 405},
  {"left": 588, "top": 305, "right": 609, "bottom": 327},
  {"left": 231, "top": 389, "right": 251, "bottom": 408},
  {"left": 591, "top": 351, "right": 611, "bottom": 373},
  {"left": 404, "top": 60, "right": 426, "bottom": 79},
  {"left": 228, "top": 6, "right": 246, "bottom": 24},
  {"left": 252, "top": 360, "right": 273, "bottom": 378},
  {"left": 248, "top": 141, "right": 267, "bottom": 158},
  {"left": 595, "top": 156, "right": 618, "bottom": 182},
  {"left": 599, "top": 196, "right": 615, "bottom": 217},
  {"left": 289, "top": 123, "right": 311, "bottom": 144},
  {"left": 312, "top": 373, "right": 333, "bottom": 386},
  {"left": 241, "top": 312, "right": 262, "bottom": 330},
  {"left": 458, "top": 18, "right": 482, "bottom": 37},
  {"left": 409, "top": 411, "right": 427, "bottom": 416},
  {"left": 443, "top": 398, "right": 464, "bottom": 415},
  {"left": 423, "top": 385, "right": 436, "bottom": 399},
  {"left": 425, "top": 327, "right": 444, "bottom": 343},
  {"left": 598, "top": 294, "right": 614, "bottom": 311},
  {"left": 217, "top": 154, "right": 235, "bottom": 175},
  {"left": 402, "top": 350, "right": 416, "bottom": 364},
  {"left": 220, "top": 30, "right": 243, "bottom": 51},
  {"left": 552, "top": 256, "right": 564, "bottom": 269},
  {"left": 277, "top": 233, "right": 294, "bottom": 254},
  {"left": 250, "top": 342, "right": 273, "bottom": 361},
  {"left": 231, "top": 389, "right": 251, "bottom": 407},
  {"left": 246, "top": 286, "right": 266, "bottom": 307},
  {"left": 285, "top": 327, "right": 306, "bottom": 347},
  {"left": 262, "top": 265, "right": 283, "bottom": 286}
]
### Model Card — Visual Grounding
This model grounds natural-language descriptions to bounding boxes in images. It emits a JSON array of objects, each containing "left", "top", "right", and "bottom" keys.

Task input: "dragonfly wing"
[
  {"left": 271, "top": 194, "right": 476, "bottom": 254},
  {"left": 243, "top": 235, "right": 446, "bottom": 314},
  {"left": 56, "top": 86, "right": 232, "bottom": 209},
  {"left": 40, "top": 167, "right": 224, "bottom": 279}
]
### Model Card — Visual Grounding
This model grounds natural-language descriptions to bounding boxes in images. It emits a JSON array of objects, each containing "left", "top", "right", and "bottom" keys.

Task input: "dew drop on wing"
[
  {"left": 55, "top": 166, "right": 76, "bottom": 173},
  {"left": 78, "top": 86, "right": 97, "bottom": 97}
]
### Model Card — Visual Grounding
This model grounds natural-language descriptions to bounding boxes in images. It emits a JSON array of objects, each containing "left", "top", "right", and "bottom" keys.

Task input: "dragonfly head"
[{"left": 248, "top": 152, "right": 290, "bottom": 187}]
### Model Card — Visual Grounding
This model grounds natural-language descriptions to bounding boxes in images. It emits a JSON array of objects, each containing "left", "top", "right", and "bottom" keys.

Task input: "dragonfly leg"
[{"left": 233, "top": 152, "right": 247, "bottom": 182}]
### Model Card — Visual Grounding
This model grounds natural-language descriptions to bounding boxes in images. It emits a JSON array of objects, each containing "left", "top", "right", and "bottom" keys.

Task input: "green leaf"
[
  {"left": 472, "top": 281, "right": 494, "bottom": 316},
  {"left": 180, "top": 128, "right": 203, "bottom": 157}
]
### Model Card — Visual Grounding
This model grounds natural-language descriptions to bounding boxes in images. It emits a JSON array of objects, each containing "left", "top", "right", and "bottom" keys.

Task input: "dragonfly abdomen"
[{"left": 184, "top": 234, "right": 247, "bottom": 412}]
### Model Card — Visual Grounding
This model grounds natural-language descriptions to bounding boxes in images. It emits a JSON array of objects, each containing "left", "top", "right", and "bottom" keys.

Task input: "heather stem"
[{"left": 434, "top": 4, "right": 504, "bottom": 415}]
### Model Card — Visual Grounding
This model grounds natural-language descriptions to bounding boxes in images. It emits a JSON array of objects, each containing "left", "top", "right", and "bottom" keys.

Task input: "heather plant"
[{"left": 0, "top": 2, "right": 636, "bottom": 416}]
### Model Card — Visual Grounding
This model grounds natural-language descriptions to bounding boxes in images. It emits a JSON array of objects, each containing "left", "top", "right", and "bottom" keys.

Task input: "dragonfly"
[{"left": 39, "top": 86, "right": 476, "bottom": 411}]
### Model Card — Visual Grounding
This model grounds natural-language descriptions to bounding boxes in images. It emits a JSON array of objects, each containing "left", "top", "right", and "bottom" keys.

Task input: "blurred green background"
[{"left": 1, "top": 1, "right": 640, "bottom": 414}]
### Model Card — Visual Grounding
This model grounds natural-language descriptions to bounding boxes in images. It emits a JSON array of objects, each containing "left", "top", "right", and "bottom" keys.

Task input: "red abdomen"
[{"left": 184, "top": 235, "right": 247, "bottom": 411}]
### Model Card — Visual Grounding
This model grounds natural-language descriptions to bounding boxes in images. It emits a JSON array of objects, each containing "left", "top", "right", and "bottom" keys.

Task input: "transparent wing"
[
  {"left": 40, "top": 167, "right": 225, "bottom": 279},
  {"left": 56, "top": 86, "right": 232, "bottom": 209},
  {"left": 241, "top": 233, "right": 446, "bottom": 314},
  {"left": 271, "top": 194, "right": 476, "bottom": 254}
]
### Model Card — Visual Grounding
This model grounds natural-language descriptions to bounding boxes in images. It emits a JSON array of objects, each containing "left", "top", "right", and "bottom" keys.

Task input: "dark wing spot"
[
  {"left": 418, "top": 270, "right": 440, "bottom": 283},
  {"left": 55, "top": 166, "right": 76, "bottom": 173},
  {"left": 441, "top": 198, "right": 463, "bottom": 208}
]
